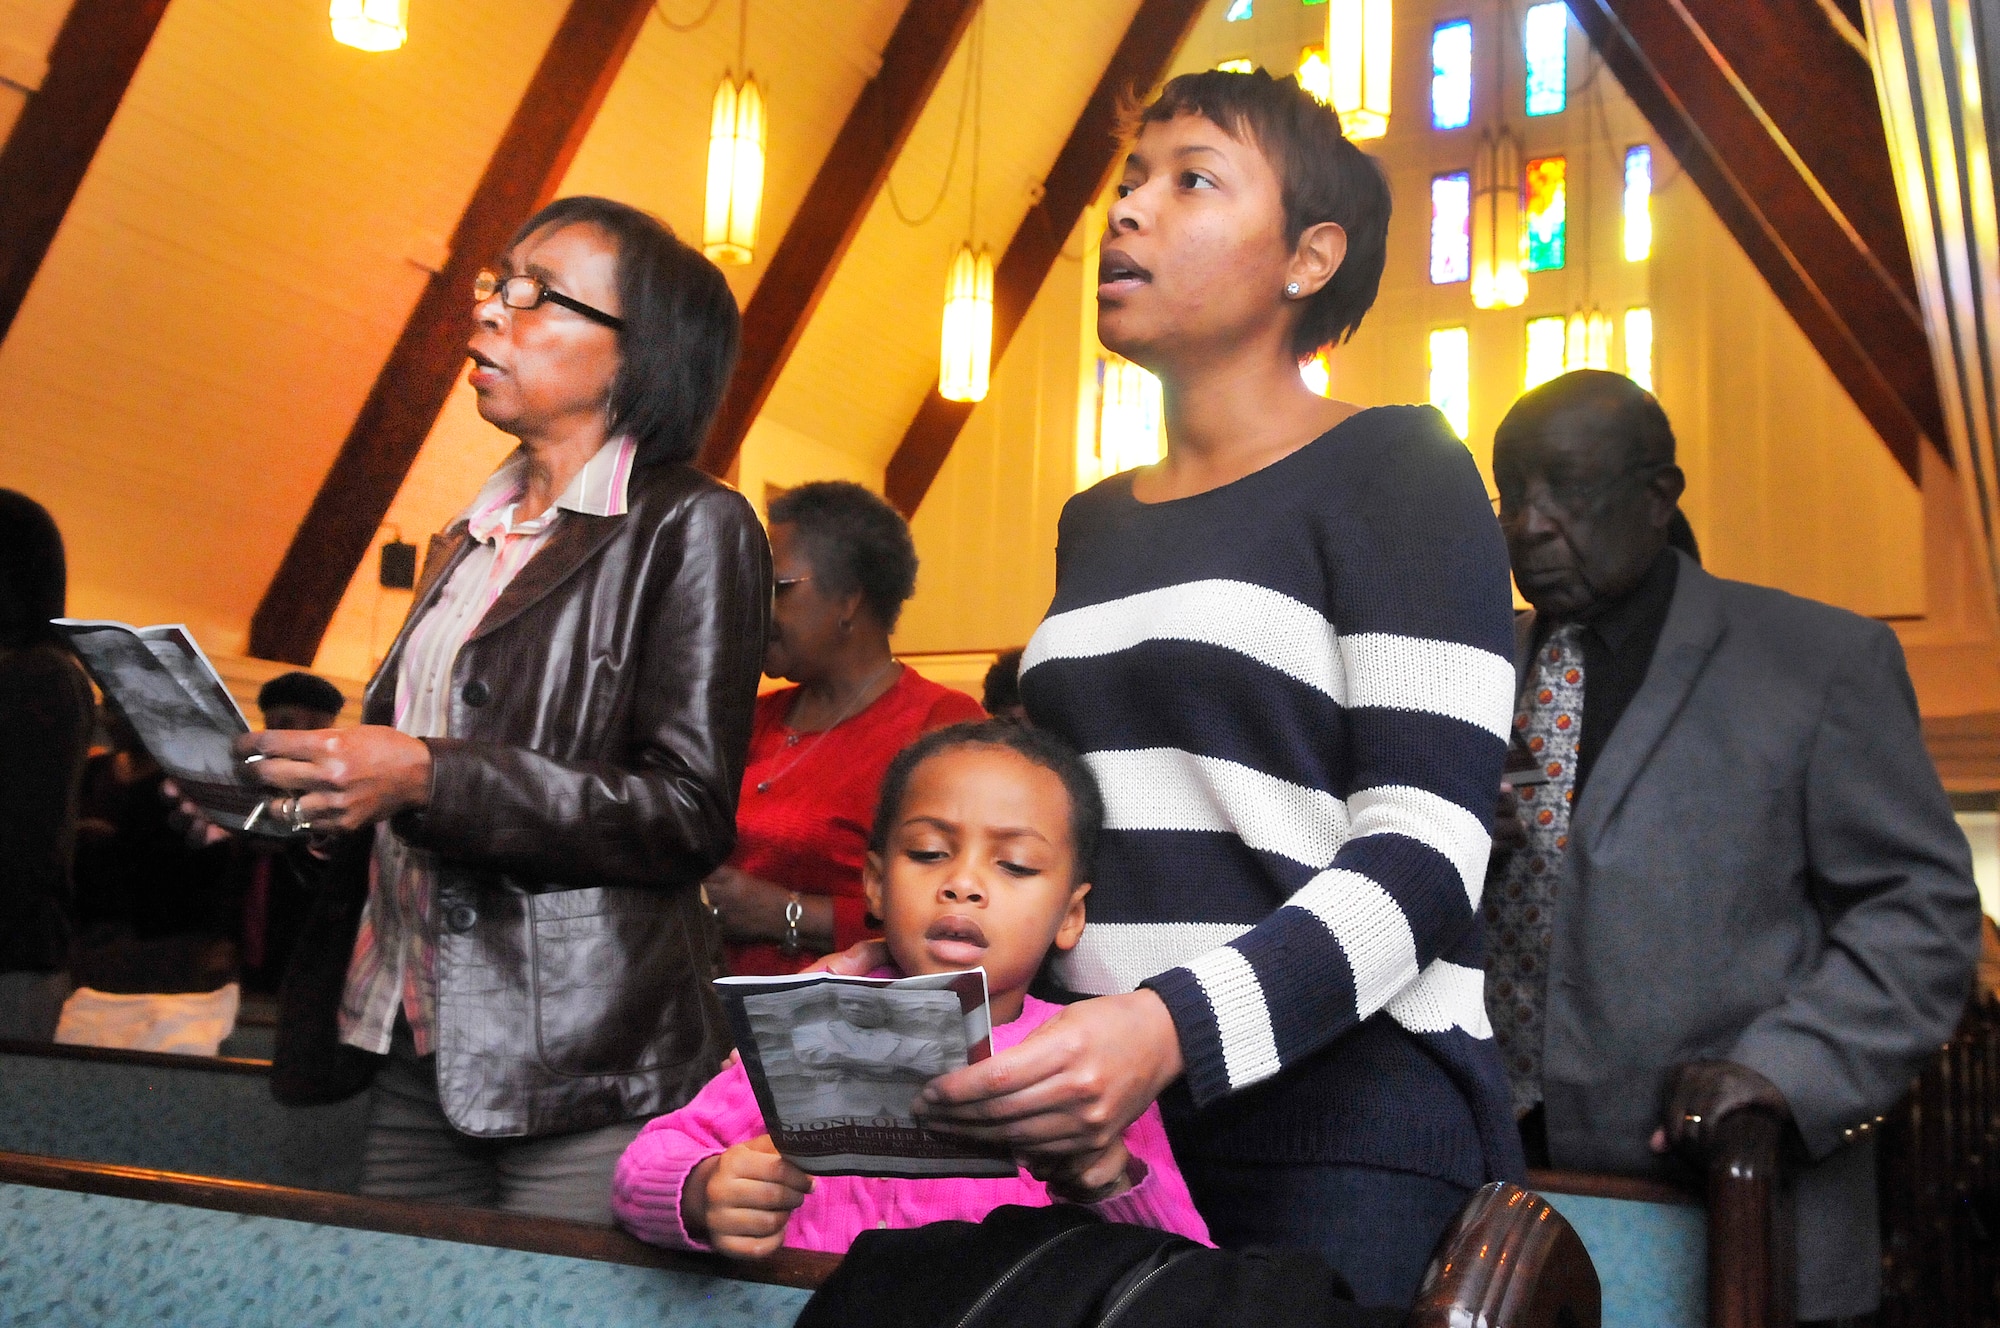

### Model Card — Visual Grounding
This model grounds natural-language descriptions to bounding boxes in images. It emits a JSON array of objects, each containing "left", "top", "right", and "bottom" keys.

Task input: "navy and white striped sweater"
[{"left": 1021, "top": 406, "right": 1525, "bottom": 1187}]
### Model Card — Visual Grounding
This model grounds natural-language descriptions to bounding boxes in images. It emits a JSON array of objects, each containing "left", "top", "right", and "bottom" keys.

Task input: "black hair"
[
  {"left": 1498, "top": 369, "right": 1677, "bottom": 470},
  {"left": 505, "top": 196, "right": 740, "bottom": 468},
  {"left": 768, "top": 481, "right": 919, "bottom": 632},
  {"left": 0, "top": 489, "right": 66, "bottom": 649},
  {"left": 1131, "top": 68, "right": 1392, "bottom": 357},
  {"left": 982, "top": 648, "right": 1025, "bottom": 715},
  {"left": 258, "top": 671, "right": 346, "bottom": 717},
  {"left": 869, "top": 720, "right": 1104, "bottom": 883}
]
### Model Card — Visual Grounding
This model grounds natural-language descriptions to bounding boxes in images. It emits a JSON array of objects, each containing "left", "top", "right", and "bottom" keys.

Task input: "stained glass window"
[
  {"left": 1522, "top": 156, "right": 1566, "bottom": 271},
  {"left": 1432, "top": 20, "right": 1473, "bottom": 130},
  {"left": 1524, "top": 2, "right": 1567, "bottom": 116},
  {"left": 1625, "top": 307, "right": 1654, "bottom": 391},
  {"left": 1301, "top": 350, "right": 1333, "bottom": 397},
  {"left": 1296, "top": 46, "right": 1330, "bottom": 103},
  {"left": 1216, "top": 58, "right": 1255, "bottom": 73},
  {"left": 1431, "top": 172, "right": 1472, "bottom": 284},
  {"left": 1624, "top": 145, "right": 1652, "bottom": 262},
  {"left": 1225, "top": 0, "right": 1253, "bottom": 20},
  {"left": 1525, "top": 315, "right": 1567, "bottom": 390},
  {"left": 1430, "top": 327, "right": 1471, "bottom": 439},
  {"left": 1092, "top": 355, "right": 1166, "bottom": 486}
]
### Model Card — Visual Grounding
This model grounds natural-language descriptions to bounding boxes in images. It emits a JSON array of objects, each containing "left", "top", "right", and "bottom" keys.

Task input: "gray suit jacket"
[{"left": 1524, "top": 554, "right": 1981, "bottom": 1319}]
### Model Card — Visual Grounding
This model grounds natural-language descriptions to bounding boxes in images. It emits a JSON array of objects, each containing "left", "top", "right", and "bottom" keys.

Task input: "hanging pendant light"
[
  {"left": 940, "top": 244, "right": 994, "bottom": 402},
  {"left": 1327, "top": 0, "right": 1392, "bottom": 140},
  {"left": 939, "top": 10, "right": 991, "bottom": 402},
  {"left": 330, "top": 0, "right": 407, "bottom": 51},
  {"left": 704, "top": 0, "right": 765, "bottom": 266},
  {"left": 1472, "top": 127, "right": 1527, "bottom": 309},
  {"left": 703, "top": 75, "right": 765, "bottom": 264}
]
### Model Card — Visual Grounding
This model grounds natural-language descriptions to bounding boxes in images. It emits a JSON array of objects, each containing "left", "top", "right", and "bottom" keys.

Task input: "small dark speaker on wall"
[{"left": 379, "top": 539, "right": 418, "bottom": 590}]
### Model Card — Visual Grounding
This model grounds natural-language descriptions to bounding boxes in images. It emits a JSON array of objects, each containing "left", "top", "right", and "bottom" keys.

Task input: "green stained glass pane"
[{"left": 1523, "top": 155, "right": 1566, "bottom": 272}]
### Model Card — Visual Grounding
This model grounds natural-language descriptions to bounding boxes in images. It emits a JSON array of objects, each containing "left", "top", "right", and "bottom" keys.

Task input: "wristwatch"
[{"left": 781, "top": 893, "right": 804, "bottom": 957}]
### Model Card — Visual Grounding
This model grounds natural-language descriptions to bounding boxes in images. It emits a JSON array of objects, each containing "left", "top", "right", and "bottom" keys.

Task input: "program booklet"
[
  {"left": 54, "top": 619, "right": 300, "bottom": 839},
  {"left": 714, "top": 967, "right": 1015, "bottom": 1178}
]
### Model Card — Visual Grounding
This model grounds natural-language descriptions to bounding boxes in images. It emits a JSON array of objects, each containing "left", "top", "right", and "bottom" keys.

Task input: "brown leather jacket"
[{"left": 349, "top": 462, "right": 768, "bottom": 1137}]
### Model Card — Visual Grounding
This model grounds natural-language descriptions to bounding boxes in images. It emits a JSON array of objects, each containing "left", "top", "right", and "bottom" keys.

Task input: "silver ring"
[
  {"left": 1683, "top": 1112, "right": 1703, "bottom": 1129},
  {"left": 284, "top": 795, "right": 310, "bottom": 834}
]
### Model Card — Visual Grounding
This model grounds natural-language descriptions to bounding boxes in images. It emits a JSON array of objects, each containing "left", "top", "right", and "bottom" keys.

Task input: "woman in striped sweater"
[{"left": 894, "top": 70, "right": 1525, "bottom": 1307}]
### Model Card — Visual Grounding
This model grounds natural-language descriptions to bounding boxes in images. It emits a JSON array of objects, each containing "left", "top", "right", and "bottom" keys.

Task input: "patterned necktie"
[{"left": 1487, "top": 622, "right": 1585, "bottom": 1118}]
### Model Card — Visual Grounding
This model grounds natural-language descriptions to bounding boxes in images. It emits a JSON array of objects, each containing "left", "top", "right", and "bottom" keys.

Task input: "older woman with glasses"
[
  {"left": 702, "top": 482, "right": 982, "bottom": 975},
  {"left": 187, "top": 196, "right": 768, "bottom": 1222}
]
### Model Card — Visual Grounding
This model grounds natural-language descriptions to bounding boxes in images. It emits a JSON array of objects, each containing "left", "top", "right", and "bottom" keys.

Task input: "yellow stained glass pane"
[
  {"left": 1625, "top": 307, "right": 1654, "bottom": 391},
  {"left": 1525, "top": 316, "right": 1566, "bottom": 390},
  {"left": 1429, "top": 327, "right": 1471, "bottom": 439}
]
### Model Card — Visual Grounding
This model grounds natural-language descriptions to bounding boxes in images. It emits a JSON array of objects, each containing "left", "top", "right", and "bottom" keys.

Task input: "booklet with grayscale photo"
[
  {"left": 54, "top": 619, "right": 301, "bottom": 839},
  {"left": 713, "top": 967, "right": 1014, "bottom": 1178}
]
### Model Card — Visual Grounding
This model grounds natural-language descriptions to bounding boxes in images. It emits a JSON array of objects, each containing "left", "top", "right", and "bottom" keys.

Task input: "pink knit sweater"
[{"left": 612, "top": 991, "right": 1212, "bottom": 1253}]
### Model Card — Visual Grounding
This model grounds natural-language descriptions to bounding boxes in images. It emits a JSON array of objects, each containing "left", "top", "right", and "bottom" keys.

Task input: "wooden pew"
[
  {"left": 1879, "top": 993, "right": 2000, "bottom": 1327},
  {"left": 0, "top": 1147, "right": 1598, "bottom": 1327},
  {"left": 1524, "top": 1110, "right": 1793, "bottom": 1328},
  {"left": 0, "top": 1038, "right": 367, "bottom": 1191}
]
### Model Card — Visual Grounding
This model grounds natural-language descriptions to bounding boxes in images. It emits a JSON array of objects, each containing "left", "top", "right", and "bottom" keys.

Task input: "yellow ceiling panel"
[
  {"left": 758, "top": 0, "right": 1147, "bottom": 472},
  {"left": 0, "top": 0, "right": 570, "bottom": 651}
]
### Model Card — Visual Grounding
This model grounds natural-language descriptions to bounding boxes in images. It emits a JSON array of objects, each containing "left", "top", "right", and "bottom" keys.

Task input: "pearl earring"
[{"left": 1285, "top": 281, "right": 1302, "bottom": 297}]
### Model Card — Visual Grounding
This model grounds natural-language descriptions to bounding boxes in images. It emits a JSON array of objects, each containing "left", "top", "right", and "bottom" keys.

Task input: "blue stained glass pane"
[
  {"left": 1225, "top": 0, "right": 1253, "bottom": 20},
  {"left": 1524, "top": 2, "right": 1567, "bottom": 116},
  {"left": 1431, "top": 21, "right": 1473, "bottom": 129},
  {"left": 1430, "top": 173, "right": 1471, "bottom": 284}
]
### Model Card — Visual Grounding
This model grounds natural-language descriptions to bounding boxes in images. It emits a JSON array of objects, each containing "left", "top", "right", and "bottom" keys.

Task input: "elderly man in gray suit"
[{"left": 1486, "top": 370, "right": 1981, "bottom": 1325}]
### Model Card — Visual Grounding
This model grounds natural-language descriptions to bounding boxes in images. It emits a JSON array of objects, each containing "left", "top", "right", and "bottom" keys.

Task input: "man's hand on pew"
[{"left": 1651, "top": 1058, "right": 1790, "bottom": 1159}]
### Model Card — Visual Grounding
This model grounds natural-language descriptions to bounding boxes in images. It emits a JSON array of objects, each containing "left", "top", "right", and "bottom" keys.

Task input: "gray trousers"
[{"left": 358, "top": 1023, "right": 646, "bottom": 1225}]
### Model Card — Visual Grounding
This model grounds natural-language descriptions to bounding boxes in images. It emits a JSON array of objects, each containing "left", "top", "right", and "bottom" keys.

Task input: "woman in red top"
[{"left": 705, "top": 482, "right": 982, "bottom": 974}]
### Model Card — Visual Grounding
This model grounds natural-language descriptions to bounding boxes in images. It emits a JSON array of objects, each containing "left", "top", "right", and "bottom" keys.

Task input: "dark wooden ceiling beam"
[
  {"left": 884, "top": 0, "right": 1208, "bottom": 516},
  {"left": 0, "top": 0, "right": 172, "bottom": 346},
  {"left": 695, "top": 0, "right": 981, "bottom": 478},
  {"left": 1569, "top": 0, "right": 1944, "bottom": 482},
  {"left": 248, "top": 0, "right": 655, "bottom": 664}
]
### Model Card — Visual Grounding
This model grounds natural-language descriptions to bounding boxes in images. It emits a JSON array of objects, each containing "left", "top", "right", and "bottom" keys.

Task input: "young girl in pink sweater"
[{"left": 612, "top": 721, "right": 1210, "bottom": 1257}]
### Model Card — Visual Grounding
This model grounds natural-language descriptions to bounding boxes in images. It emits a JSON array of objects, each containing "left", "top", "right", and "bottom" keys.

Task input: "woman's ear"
[
  {"left": 1051, "top": 881, "right": 1090, "bottom": 953},
  {"left": 863, "top": 851, "right": 887, "bottom": 920},
  {"left": 838, "top": 588, "right": 868, "bottom": 634},
  {"left": 1286, "top": 220, "right": 1349, "bottom": 300}
]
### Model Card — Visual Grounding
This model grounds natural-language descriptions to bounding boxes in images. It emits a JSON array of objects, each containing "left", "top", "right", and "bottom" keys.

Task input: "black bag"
[
  {"left": 269, "top": 832, "right": 380, "bottom": 1105},
  {"left": 795, "top": 1204, "right": 1406, "bottom": 1328}
]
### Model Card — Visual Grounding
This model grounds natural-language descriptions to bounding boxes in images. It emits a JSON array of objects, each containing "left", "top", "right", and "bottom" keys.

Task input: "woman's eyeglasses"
[{"left": 473, "top": 270, "right": 625, "bottom": 331}]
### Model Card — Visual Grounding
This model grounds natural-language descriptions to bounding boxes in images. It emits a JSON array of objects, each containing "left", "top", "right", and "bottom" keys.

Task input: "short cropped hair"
[
  {"left": 506, "top": 196, "right": 740, "bottom": 468},
  {"left": 1133, "top": 69, "right": 1392, "bottom": 356},
  {"left": 768, "top": 482, "right": 919, "bottom": 632},
  {"left": 258, "top": 671, "right": 345, "bottom": 717},
  {"left": 869, "top": 720, "right": 1104, "bottom": 883},
  {"left": 1498, "top": 369, "right": 1677, "bottom": 471},
  {"left": 982, "top": 648, "right": 1024, "bottom": 714}
]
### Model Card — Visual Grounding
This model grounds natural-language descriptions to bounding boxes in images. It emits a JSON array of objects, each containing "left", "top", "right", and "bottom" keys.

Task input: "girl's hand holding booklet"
[{"left": 713, "top": 966, "right": 1013, "bottom": 1178}]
